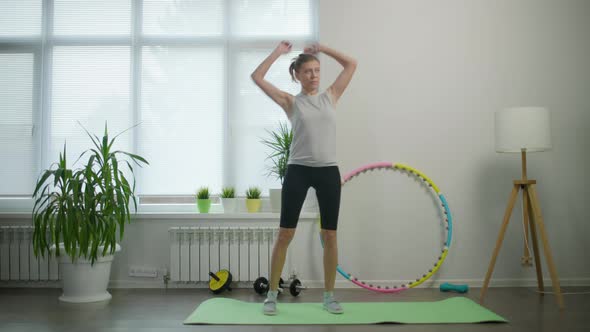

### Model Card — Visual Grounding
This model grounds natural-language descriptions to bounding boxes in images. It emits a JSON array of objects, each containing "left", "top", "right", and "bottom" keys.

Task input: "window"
[
  {"left": 0, "top": 53, "right": 37, "bottom": 196},
  {"left": 0, "top": 0, "right": 317, "bottom": 206},
  {"left": 0, "top": 0, "right": 41, "bottom": 37},
  {"left": 0, "top": 0, "right": 41, "bottom": 197},
  {"left": 50, "top": 46, "right": 132, "bottom": 172},
  {"left": 230, "top": 49, "right": 301, "bottom": 192},
  {"left": 139, "top": 46, "right": 224, "bottom": 195}
]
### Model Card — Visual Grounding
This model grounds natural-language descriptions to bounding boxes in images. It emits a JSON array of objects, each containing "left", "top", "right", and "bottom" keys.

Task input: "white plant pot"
[
  {"left": 269, "top": 188, "right": 282, "bottom": 213},
  {"left": 55, "top": 243, "right": 121, "bottom": 303},
  {"left": 221, "top": 198, "right": 237, "bottom": 213}
]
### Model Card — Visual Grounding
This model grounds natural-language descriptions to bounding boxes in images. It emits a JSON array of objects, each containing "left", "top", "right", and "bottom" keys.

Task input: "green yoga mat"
[{"left": 184, "top": 297, "right": 507, "bottom": 325}]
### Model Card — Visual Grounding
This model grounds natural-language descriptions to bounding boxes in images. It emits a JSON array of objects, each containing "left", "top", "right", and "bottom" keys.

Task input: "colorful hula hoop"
[{"left": 318, "top": 162, "right": 453, "bottom": 293}]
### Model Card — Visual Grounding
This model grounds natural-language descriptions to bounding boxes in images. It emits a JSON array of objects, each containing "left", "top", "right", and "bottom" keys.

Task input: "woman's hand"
[
  {"left": 304, "top": 43, "right": 321, "bottom": 55},
  {"left": 275, "top": 40, "right": 293, "bottom": 54}
]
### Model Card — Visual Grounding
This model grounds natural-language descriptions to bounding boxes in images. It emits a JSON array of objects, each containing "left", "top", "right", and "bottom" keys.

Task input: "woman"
[{"left": 251, "top": 41, "right": 357, "bottom": 315}]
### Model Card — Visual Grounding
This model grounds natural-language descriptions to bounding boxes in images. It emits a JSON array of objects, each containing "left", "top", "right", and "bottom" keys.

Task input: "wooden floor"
[{"left": 1, "top": 286, "right": 589, "bottom": 331}]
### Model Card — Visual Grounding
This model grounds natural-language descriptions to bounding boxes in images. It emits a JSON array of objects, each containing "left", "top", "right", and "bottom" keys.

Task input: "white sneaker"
[
  {"left": 263, "top": 298, "right": 277, "bottom": 315},
  {"left": 323, "top": 297, "right": 344, "bottom": 314}
]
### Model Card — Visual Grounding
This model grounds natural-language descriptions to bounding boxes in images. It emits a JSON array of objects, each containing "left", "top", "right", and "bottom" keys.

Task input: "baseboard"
[
  {"left": 0, "top": 280, "right": 61, "bottom": 288},
  {"left": 2, "top": 277, "right": 589, "bottom": 289},
  {"left": 108, "top": 277, "right": 590, "bottom": 289},
  {"left": 320, "top": 278, "right": 590, "bottom": 289}
]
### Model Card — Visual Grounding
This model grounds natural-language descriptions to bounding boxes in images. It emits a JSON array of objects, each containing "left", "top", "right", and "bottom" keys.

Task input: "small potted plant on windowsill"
[
  {"left": 245, "top": 186, "right": 262, "bottom": 213},
  {"left": 260, "top": 122, "right": 292, "bottom": 213},
  {"left": 196, "top": 187, "right": 211, "bottom": 213},
  {"left": 220, "top": 187, "right": 237, "bottom": 213}
]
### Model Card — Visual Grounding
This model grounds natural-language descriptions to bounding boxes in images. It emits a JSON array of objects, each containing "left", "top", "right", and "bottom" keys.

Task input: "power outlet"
[
  {"left": 129, "top": 266, "right": 158, "bottom": 278},
  {"left": 521, "top": 255, "right": 533, "bottom": 266}
]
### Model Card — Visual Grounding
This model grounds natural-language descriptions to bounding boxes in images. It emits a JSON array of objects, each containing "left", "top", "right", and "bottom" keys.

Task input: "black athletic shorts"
[{"left": 280, "top": 164, "right": 341, "bottom": 230}]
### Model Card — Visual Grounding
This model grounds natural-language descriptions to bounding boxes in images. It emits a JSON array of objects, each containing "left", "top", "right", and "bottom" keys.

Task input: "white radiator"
[
  {"left": 168, "top": 227, "right": 279, "bottom": 283},
  {"left": 0, "top": 226, "right": 59, "bottom": 282}
]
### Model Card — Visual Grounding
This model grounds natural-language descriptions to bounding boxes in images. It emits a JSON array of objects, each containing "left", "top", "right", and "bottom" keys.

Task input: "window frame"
[{"left": 0, "top": 0, "right": 318, "bottom": 212}]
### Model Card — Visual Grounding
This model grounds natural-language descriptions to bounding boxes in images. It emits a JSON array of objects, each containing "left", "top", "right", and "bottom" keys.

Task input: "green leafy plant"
[
  {"left": 32, "top": 122, "right": 148, "bottom": 265},
  {"left": 221, "top": 187, "right": 235, "bottom": 199},
  {"left": 245, "top": 187, "right": 261, "bottom": 199},
  {"left": 260, "top": 122, "right": 292, "bottom": 185},
  {"left": 196, "top": 187, "right": 210, "bottom": 199}
]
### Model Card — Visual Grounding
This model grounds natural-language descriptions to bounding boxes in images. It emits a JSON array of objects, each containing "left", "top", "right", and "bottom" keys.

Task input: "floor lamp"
[{"left": 480, "top": 106, "right": 564, "bottom": 310}]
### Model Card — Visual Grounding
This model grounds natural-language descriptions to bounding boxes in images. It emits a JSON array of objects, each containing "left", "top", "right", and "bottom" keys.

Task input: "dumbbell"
[
  {"left": 287, "top": 278, "right": 305, "bottom": 296},
  {"left": 253, "top": 276, "right": 307, "bottom": 296},
  {"left": 439, "top": 282, "right": 469, "bottom": 293},
  {"left": 253, "top": 277, "right": 283, "bottom": 295}
]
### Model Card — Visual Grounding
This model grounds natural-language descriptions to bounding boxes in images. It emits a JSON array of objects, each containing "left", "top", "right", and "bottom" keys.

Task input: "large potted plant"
[
  {"left": 32, "top": 123, "right": 148, "bottom": 303},
  {"left": 260, "top": 122, "right": 292, "bottom": 213}
]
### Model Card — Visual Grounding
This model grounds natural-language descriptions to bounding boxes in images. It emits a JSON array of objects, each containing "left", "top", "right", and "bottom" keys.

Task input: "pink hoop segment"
[{"left": 342, "top": 162, "right": 393, "bottom": 183}]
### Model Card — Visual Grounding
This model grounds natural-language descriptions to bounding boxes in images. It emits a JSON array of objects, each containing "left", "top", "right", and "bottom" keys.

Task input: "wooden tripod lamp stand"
[{"left": 480, "top": 106, "right": 564, "bottom": 310}]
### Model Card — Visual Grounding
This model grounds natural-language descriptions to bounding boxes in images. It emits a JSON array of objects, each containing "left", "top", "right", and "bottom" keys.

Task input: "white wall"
[
  {"left": 1, "top": 0, "right": 588, "bottom": 289},
  {"left": 316, "top": 0, "right": 590, "bottom": 287}
]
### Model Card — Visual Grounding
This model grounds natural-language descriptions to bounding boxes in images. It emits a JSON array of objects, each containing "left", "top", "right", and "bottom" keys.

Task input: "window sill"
[
  {"left": 0, "top": 212, "right": 319, "bottom": 221},
  {"left": 0, "top": 199, "right": 320, "bottom": 221},
  {"left": 133, "top": 212, "right": 319, "bottom": 220},
  {"left": 0, "top": 195, "right": 321, "bottom": 221}
]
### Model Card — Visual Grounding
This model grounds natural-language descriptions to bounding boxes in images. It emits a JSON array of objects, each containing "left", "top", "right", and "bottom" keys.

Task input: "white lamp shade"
[{"left": 495, "top": 107, "right": 552, "bottom": 153}]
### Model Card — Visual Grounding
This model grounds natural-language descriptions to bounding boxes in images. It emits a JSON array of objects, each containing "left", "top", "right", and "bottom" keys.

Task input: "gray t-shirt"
[{"left": 287, "top": 91, "right": 337, "bottom": 167}]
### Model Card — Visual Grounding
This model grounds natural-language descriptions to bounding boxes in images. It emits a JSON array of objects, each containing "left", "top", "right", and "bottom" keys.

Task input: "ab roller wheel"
[{"left": 208, "top": 270, "right": 233, "bottom": 294}]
